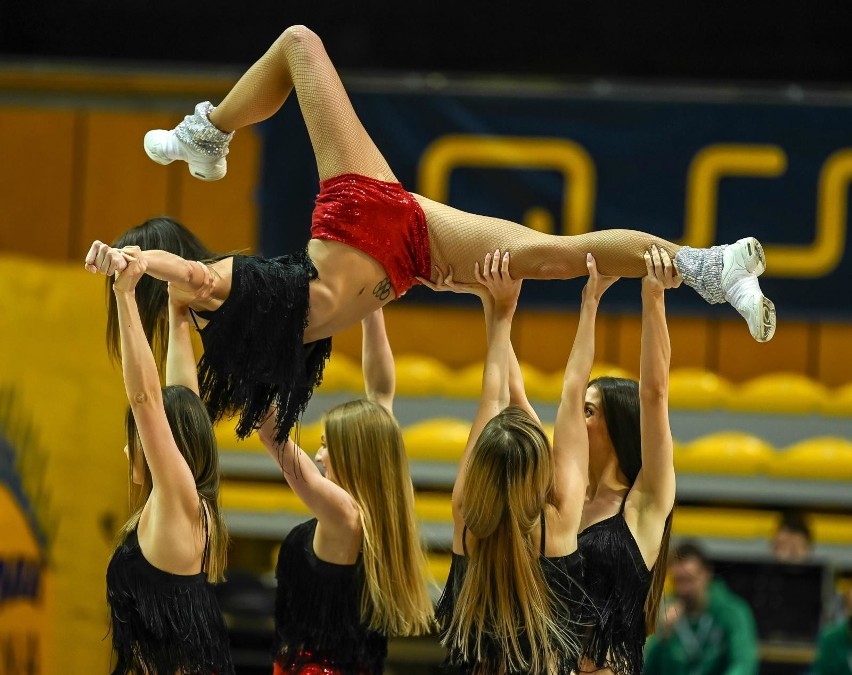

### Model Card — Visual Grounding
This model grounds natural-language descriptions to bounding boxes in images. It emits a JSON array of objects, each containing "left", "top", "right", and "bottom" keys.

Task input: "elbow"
[{"left": 127, "top": 386, "right": 160, "bottom": 409}]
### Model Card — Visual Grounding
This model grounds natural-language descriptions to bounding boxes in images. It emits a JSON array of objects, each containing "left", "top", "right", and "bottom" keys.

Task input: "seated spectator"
[
  {"left": 644, "top": 541, "right": 758, "bottom": 675},
  {"left": 812, "top": 585, "right": 852, "bottom": 675},
  {"left": 772, "top": 511, "right": 813, "bottom": 563}
]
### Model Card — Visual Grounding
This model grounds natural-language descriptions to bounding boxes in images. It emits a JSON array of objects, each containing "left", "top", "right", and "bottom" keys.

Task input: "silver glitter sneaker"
[
  {"left": 721, "top": 237, "right": 776, "bottom": 343},
  {"left": 674, "top": 237, "right": 776, "bottom": 342},
  {"left": 143, "top": 102, "right": 233, "bottom": 181}
]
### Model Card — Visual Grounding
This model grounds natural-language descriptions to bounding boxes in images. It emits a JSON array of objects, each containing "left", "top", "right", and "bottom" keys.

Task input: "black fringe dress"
[
  {"left": 274, "top": 519, "right": 386, "bottom": 675},
  {"left": 192, "top": 251, "right": 332, "bottom": 445},
  {"left": 106, "top": 528, "right": 233, "bottom": 675},
  {"left": 576, "top": 496, "right": 653, "bottom": 675},
  {"left": 435, "top": 515, "right": 584, "bottom": 675}
]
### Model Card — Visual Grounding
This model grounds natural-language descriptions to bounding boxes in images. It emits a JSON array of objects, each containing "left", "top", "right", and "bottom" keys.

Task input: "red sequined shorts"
[
  {"left": 273, "top": 652, "right": 371, "bottom": 675},
  {"left": 310, "top": 173, "right": 431, "bottom": 297}
]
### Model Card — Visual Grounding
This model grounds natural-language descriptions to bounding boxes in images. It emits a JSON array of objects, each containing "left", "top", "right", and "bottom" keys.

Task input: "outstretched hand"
[
  {"left": 582, "top": 253, "right": 619, "bottom": 303},
  {"left": 84, "top": 240, "right": 129, "bottom": 277},
  {"left": 416, "top": 265, "right": 489, "bottom": 300},
  {"left": 475, "top": 249, "right": 522, "bottom": 309},
  {"left": 642, "top": 244, "right": 682, "bottom": 297},
  {"left": 112, "top": 246, "right": 148, "bottom": 293}
]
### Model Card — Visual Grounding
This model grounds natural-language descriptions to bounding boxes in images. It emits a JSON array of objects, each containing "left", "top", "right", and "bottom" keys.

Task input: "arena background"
[{"left": 1, "top": 3, "right": 852, "bottom": 674}]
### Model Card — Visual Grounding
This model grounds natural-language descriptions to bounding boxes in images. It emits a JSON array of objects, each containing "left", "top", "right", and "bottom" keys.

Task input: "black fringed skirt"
[{"left": 194, "top": 252, "right": 332, "bottom": 444}]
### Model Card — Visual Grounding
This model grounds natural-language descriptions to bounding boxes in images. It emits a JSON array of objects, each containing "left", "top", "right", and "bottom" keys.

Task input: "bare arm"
[
  {"left": 113, "top": 252, "right": 199, "bottom": 516},
  {"left": 451, "top": 252, "right": 520, "bottom": 534},
  {"left": 85, "top": 240, "right": 226, "bottom": 301},
  {"left": 417, "top": 264, "right": 537, "bottom": 423},
  {"left": 257, "top": 412, "right": 358, "bottom": 525},
  {"left": 165, "top": 295, "right": 199, "bottom": 394},
  {"left": 633, "top": 246, "right": 677, "bottom": 517},
  {"left": 361, "top": 308, "right": 395, "bottom": 414},
  {"left": 552, "top": 255, "right": 618, "bottom": 531}
]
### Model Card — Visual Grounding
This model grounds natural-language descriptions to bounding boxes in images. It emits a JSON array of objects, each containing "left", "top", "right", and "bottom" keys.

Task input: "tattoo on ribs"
[{"left": 373, "top": 277, "right": 392, "bottom": 301}]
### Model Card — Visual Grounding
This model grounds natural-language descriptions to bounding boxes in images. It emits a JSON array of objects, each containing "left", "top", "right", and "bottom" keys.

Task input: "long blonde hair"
[
  {"left": 322, "top": 399, "right": 434, "bottom": 636},
  {"left": 445, "top": 406, "right": 575, "bottom": 674},
  {"left": 115, "top": 385, "right": 228, "bottom": 582}
]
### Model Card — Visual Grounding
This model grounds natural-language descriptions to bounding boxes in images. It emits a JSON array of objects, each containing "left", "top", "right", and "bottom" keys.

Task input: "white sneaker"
[
  {"left": 721, "top": 237, "right": 776, "bottom": 342},
  {"left": 144, "top": 128, "right": 228, "bottom": 181}
]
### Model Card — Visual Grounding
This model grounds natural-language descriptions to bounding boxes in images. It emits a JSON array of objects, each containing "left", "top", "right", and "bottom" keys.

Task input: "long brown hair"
[
  {"left": 116, "top": 385, "right": 228, "bottom": 582},
  {"left": 322, "top": 399, "right": 434, "bottom": 636},
  {"left": 445, "top": 406, "right": 576, "bottom": 674},
  {"left": 589, "top": 376, "right": 673, "bottom": 635},
  {"left": 105, "top": 217, "right": 215, "bottom": 369}
]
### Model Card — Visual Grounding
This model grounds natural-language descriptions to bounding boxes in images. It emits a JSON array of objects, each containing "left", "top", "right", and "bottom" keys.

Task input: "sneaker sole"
[{"left": 754, "top": 296, "right": 776, "bottom": 343}]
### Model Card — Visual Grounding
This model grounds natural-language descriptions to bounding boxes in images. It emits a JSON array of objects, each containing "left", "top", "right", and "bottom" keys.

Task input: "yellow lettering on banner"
[
  {"left": 417, "top": 135, "right": 596, "bottom": 236},
  {"left": 763, "top": 149, "right": 852, "bottom": 277},
  {"left": 685, "top": 144, "right": 788, "bottom": 250},
  {"left": 686, "top": 143, "right": 850, "bottom": 277}
]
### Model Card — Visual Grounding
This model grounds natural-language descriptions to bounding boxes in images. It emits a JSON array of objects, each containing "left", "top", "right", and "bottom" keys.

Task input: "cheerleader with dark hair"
[{"left": 105, "top": 247, "right": 233, "bottom": 674}]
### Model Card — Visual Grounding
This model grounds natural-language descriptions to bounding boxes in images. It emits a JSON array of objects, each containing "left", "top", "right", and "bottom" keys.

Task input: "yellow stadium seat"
[
  {"left": 427, "top": 554, "right": 453, "bottom": 586},
  {"left": 768, "top": 437, "right": 852, "bottom": 480},
  {"left": 677, "top": 432, "right": 775, "bottom": 475},
  {"left": 808, "top": 514, "right": 852, "bottom": 545},
  {"left": 588, "top": 363, "right": 637, "bottom": 383},
  {"left": 821, "top": 383, "right": 852, "bottom": 416},
  {"left": 403, "top": 418, "right": 471, "bottom": 462},
  {"left": 733, "top": 373, "right": 828, "bottom": 414},
  {"left": 415, "top": 492, "right": 454, "bottom": 523},
  {"left": 318, "top": 354, "right": 364, "bottom": 394},
  {"left": 292, "top": 420, "right": 323, "bottom": 453},
  {"left": 214, "top": 416, "right": 266, "bottom": 452},
  {"left": 669, "top": 369, "right": 734, "bottom": 410},
  {"left": 443, "top": 363, "right": 484, "bottom": 399},
  {"left": 394, "top": 355, "right": 453, "bottom": 397},
  {"left": 673, "top": 507, "right": 776, "bottom": 539}
]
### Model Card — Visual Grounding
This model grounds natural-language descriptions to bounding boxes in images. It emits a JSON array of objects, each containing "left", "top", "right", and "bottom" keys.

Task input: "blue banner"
[{"left": 258, "top": 83, "right": 852, "bottom": 317}]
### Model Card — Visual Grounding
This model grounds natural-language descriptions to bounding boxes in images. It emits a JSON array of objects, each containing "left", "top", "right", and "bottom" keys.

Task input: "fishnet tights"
[
  {"left": 210, "top": 25, "right": 681, "bottom": 283},
  {"left": 416, "top": 196, "right": 681, "bottom": 282},
  {"left": 211, "top": 25, "right": 396, "bottom": 183}
]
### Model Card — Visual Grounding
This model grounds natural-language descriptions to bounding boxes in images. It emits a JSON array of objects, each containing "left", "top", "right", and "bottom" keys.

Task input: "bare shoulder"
[{"left": 313, "top": 506, "right": 363, "bottom": 565}]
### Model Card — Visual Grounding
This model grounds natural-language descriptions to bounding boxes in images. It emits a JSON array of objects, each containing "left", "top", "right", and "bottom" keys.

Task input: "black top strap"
[
  {"left": 462, "top": 525, "right": 469, "bottom": 556},
  {"left": 540, "top": 510, "right": 546, "bottom": 555},
  {"left": 619, "top": 491, "right": 630, "bottom": 515},
  {"left": 188, "top": 306, "right": 203, "bottom": 331},
  {"left": 200, "top": 501, "right": 210, "bottom": 573}
]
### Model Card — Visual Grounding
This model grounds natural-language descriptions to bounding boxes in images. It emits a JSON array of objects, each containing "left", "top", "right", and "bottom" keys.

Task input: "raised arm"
[
  {"left": 165, "top": 294, "right": 200, "bottom": 394},
  {"left": 552, "top": 255, "right": 617, "bottom": 530},
  {"left": 451, "top": 251, "right": 520, "bottom": 529},
  {"left": 112, "top": 249, "right": 199, "bottom": 515},
  {"left": 361, "top": 308, "right": 395, "bottom": 414},
  {"left": 257, "top": 411, "right": 358, "bottom": 526},
  {"left": 633, "top": 246, "right": 677, "bottom": 516},
  {"left": 417, "top": 263, "right": 537, "bottom": 423}
]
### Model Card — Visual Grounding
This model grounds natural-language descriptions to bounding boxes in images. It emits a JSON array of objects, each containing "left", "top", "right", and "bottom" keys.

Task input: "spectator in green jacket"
[
  {"left": 812, "top": 585, "right": 852, "bottom": 675},
  {"left": 643, "top": 541, "right": 759, "bottom": 675}
]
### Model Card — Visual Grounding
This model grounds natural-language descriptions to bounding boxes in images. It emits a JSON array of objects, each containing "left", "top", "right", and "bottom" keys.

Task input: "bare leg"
[
  {"left": 415, "top": 196, "right": 680, "bottom": 282},
  {"left": 211, "top": 25, "right": 396, "bottom": 183}
]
